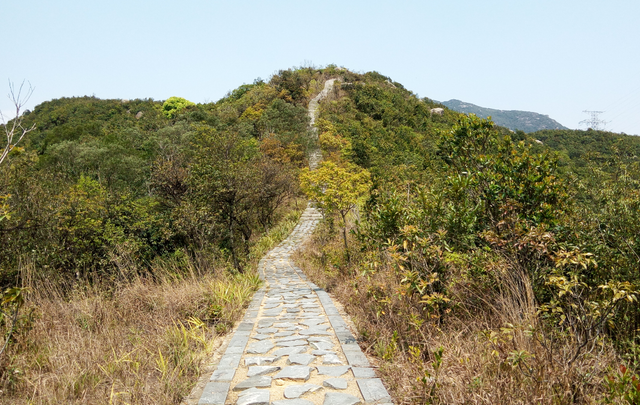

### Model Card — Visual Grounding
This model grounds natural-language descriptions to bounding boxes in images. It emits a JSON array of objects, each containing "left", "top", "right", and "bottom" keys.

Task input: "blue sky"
[{"left": 2, "top": 0, "right": 639, "bottom": 134}]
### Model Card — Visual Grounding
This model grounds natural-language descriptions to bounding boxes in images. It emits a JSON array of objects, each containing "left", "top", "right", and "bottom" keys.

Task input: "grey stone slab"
[
  {"left": 274, "top": 322, "right": 296, "bottom": 329},
  {"left": 312, "top": 350, "right": 336, "bottom": 356},
  {"left": 351, "top": 367, "right": 377, "bottom": 378},
  {"left": 247, "top": 340, "right": 275, "bottom": 354},
  {"left": 322, "top": 392, "right": 362, "bottom": 405},
  {"left": 308, "top": 336, "right": 332, "bottom": 343},
  {"left": 272, "top": 399, "right": 314, "bottom": 405},
  {"left": 226, "top": 345, "right": 245, "bottom": 354},
  {"left": 233, "top": 376, "right": 272, "bottom": 391},
  {"left": 323, "top": 378, "right": 348, "bottom": 390},
  {"left": 198, "top": 381, "right": 230, "bottom": 404},
  {"left": 258, "top": 319, "right": 275, "bottom": 328},
  {"left": 323, "top": 354, "right": 343, "bottom": 365},
  {"left": 311, "top": 341, "right": 335, "bottom": 351},
  {"left": 229, "top": 335, "right": 250, "bottom": 347},
  {"left": 357, "top": 379, "right": 392, "bottom": 402},
  {"left": 275, "top": 366, "right": 312, "bottom": 381},
  {"left": 284, "top": 383, "right": 322, "bottom": 398},
  {"left": 301, "top": 319, "right": 325, "bottom": 327},
  {"left": 237, "top": 388, "right": 270, "bottom": 405},
  {"left": 209, "top": 367, "right": 235, "bottom": 382},
  {"left": 300, "top": 328, "right": 332, "bottom": 336},
  {"left": 247, "top": 365, "right": 281, "bottom": 377},
  {"left": 245, "top": 356, "right": 277, "bottom": 366},
  {"left": 342, "top": 348, "right": 370, "bottom": 367},
  {"left": 256, "top": 327, "right": 278, "bottom": 334},
  {"left": 335, "top": 332, "right": 357, "bottom": 344},
  {"left": 317, "top": 366, "right": 351, "bottom": 377},
  {"left": 287, "top": 353, "right": 316, "bottom": 365},
  {"left": 273, "top": 346, "right": 307, "bottom": 357},
  {"left": 275, "top": 330, "right": 295, "bottom": 337},
  {"left": 238, "top": 322, "right": 255, "bottom": 332},
  {"left": 263, "top": 308, "right": 283, "bottom": 316},
  {"left": 276, "top": 339, "right": 308, "bottom": 347},
  {"left": 252, "top": 334, "right": 272, "bottom": 341},
  {"left": 277, "top": 335, "right": 306, "bottom": 342},
  {"left": 217, "top": 353, "right": 242, "bottom": 368}
]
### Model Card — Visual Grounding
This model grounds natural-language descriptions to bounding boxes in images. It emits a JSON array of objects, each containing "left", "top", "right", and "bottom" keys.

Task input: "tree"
[
  {"left": 299, "top": 160, "right": 371, "bottom": 260},
  {"left": 162, "top": 96, "right": 195, "bottom": 119},
  {"left": 188, "top": 126, "right": 260, "bottom": 271},
  {"left": 0, "top": 81, "right": 35, "bottom": 358},
  {"left": 0, "top": 81, "right": 35, "bottom": 166}
]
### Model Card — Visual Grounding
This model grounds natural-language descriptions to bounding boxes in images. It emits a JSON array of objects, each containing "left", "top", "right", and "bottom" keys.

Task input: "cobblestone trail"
[
  {"left": 308, "top": 79, "right": 336, "bottom": 170},
  {"left": 196, "top": 80, "right": 392, "bottom": 404}
]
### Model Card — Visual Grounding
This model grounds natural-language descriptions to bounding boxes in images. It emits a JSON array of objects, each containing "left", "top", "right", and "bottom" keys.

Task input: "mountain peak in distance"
[{"left": 441, "top": 99, "right": 568, "bottom": 133}]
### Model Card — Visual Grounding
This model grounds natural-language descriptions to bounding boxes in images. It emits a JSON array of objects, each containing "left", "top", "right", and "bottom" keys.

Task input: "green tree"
[
  {"left": 188, "top": 126, "right": 260, "bottom": 271},
  {"left": 162, "top": 97, "right": 195, "bottom": 119},
  {"left": 300, "top": 160, "right": 371, "bottom": 260}
]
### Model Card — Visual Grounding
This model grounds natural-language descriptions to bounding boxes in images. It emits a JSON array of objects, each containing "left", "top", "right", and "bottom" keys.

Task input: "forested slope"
[
  {"left": 1, "top": 65, "right": 640, "bottom": 403},
  {"left": 294, "top": 68, "right": 640, "bottom": 404}
]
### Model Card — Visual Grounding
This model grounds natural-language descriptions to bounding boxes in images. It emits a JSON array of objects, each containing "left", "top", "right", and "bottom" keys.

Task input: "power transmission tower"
[{"left": 579, "top": 110, "right": 608, "bottom": 130}]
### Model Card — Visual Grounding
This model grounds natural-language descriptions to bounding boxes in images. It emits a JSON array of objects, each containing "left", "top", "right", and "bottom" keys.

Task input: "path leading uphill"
[{"left": 195, "top": 80, "right": 392, "bottom": 405}]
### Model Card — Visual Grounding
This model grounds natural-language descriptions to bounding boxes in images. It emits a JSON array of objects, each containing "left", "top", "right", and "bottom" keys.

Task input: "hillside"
[
  {"left": 441, "top": 98, "right": 568, "bottom": 133},
  {"left": 0, "top": 66, "right": 639, "bottom": 404}
]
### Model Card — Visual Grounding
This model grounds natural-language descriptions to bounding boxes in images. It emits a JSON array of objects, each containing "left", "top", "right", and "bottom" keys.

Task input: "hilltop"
[
  {"left": 1, "top": 66, "right": 640, "bottom": 404},
  {"left": 441, "top": 98, "right": 568, "bottom": 133}
]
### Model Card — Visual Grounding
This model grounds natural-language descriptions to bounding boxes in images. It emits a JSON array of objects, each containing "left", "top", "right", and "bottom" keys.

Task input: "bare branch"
[{"left": 0, "top": 80, "right": 36, "bottom": 166}]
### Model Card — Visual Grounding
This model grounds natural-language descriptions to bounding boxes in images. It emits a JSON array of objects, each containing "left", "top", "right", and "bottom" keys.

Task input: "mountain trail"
[{"left": 186, "top": 79, "right": 392, "bottom": 405}]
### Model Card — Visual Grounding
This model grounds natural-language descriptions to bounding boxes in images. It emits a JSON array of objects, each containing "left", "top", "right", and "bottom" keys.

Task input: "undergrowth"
[
  {"left": 0, "top": 205, "right": 302, "bottom": 404},
  {"left": 294, "top": 220, "right": 628, "bottom": 404}
]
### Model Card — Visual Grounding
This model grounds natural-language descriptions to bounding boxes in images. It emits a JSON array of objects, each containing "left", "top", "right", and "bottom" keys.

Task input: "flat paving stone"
[
  {"left": 233, "top": 376, "right": 272, "bottom": 391},
  {"left": 273, "top": 347, "right": 307, "bottom": 357},
  {"left": 245, "top": 356, "right": 277, "bottom": 366},
  {"left": 276, "top": 339, "right": 308, "bottom": 347},
  {"left": 251, "top": 334, "right": 272, "bottom": 341},
  {"left": 322, "top": 354, "right": 343, "bottom": 365},
  {"left": 317, "top": 366, "right": 351, "bottom": 377},
  {"left": 287, "top": 353, "right": 316, "bottom": 365},
  {"left": 247, "top": 340, "right": 275, "bottom": 354},
  {"left": 209, "top": 367, "right": 235, "bottom": 382},
  {"left": 357, "top": 378, "right": 392, "bottom": 402},
  {"left": 323, "top": 378, "right": 348, "bottom": 390},
  {"left": 237, "top": 388, "right": 270, "bottom": 405},
  {"left": 284, "top": 383, "right": 322, "bottom": 398},
  {"left": 247, "top": 366, "right": 281, "bottom": 377},
  {"left": 256, "top": 327, "right": 278, "bottom": 334},
  {"left": 323, "top": 392, "right": 362, "bottom": 405},
  {"left": 311, "top": 341, "right": 335, "bottom": 351},
  {"left": 274, "top": 366, "right": 312, "bottom": 381}
]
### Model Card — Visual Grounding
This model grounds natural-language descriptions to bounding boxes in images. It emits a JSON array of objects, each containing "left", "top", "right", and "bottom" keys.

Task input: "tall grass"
[
  {"left": 294, "top": 222, "right": 624, "bottom": 404},
  {"left": 0, "top": 204, "right": 303, "bottom": 404}
]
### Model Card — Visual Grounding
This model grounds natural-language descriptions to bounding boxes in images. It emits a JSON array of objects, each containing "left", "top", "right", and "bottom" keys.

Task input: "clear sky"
[{"left": 2, "top": 0, "right": 639, "bottom": 135}]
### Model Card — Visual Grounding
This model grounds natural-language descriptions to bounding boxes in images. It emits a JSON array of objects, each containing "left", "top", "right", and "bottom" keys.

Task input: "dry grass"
[
  {"left": 0, "top": 259, "right": 258, "bottom": 404},
  {"left": 294, "top": 222, "right": 624, "bottom": 404},
  {"left": 0, "top": 206, "right": 303, "bottom": 404}
]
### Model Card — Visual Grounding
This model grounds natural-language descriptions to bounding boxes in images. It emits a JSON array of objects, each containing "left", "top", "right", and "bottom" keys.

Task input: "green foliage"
[
  {"left": 300, "top": 160, "right": 371, "bottom": 259},
  {"left": 162, "top": 97, "right": 195, "bottom": 119}
]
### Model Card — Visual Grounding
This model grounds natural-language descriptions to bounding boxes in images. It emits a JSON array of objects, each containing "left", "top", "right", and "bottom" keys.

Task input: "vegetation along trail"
[{"left": 194, "top": 79, "right": 393, "bottom": 405}]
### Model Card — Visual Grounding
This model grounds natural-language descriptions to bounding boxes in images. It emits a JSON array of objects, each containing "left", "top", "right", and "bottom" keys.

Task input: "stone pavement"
[
  {"left": 197, "top": 207, "right": 393, "bottom": 405},
  {"left": 307, "top": 78, "right": 337, "bottom": 170},
  {"left": 196, "top": 79, "right": 392, "bottom": 404}
]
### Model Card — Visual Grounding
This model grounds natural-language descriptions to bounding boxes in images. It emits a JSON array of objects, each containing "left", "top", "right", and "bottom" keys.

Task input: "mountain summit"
[{"left": 441, "top": 99, "right": 568, "bottom": 133}]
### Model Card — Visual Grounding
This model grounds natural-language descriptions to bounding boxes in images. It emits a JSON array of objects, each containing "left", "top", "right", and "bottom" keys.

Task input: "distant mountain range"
[{"left": 440, "top": 99, "right": 568, "bottom": 133}]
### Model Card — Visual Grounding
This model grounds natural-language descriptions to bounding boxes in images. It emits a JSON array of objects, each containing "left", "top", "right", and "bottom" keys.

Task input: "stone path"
[
  {"left": 307, "top": 78, "right": 337, "bottom": 170},
  {"left": 196, "top": 80, "right": 392, "bottom": 404}
]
